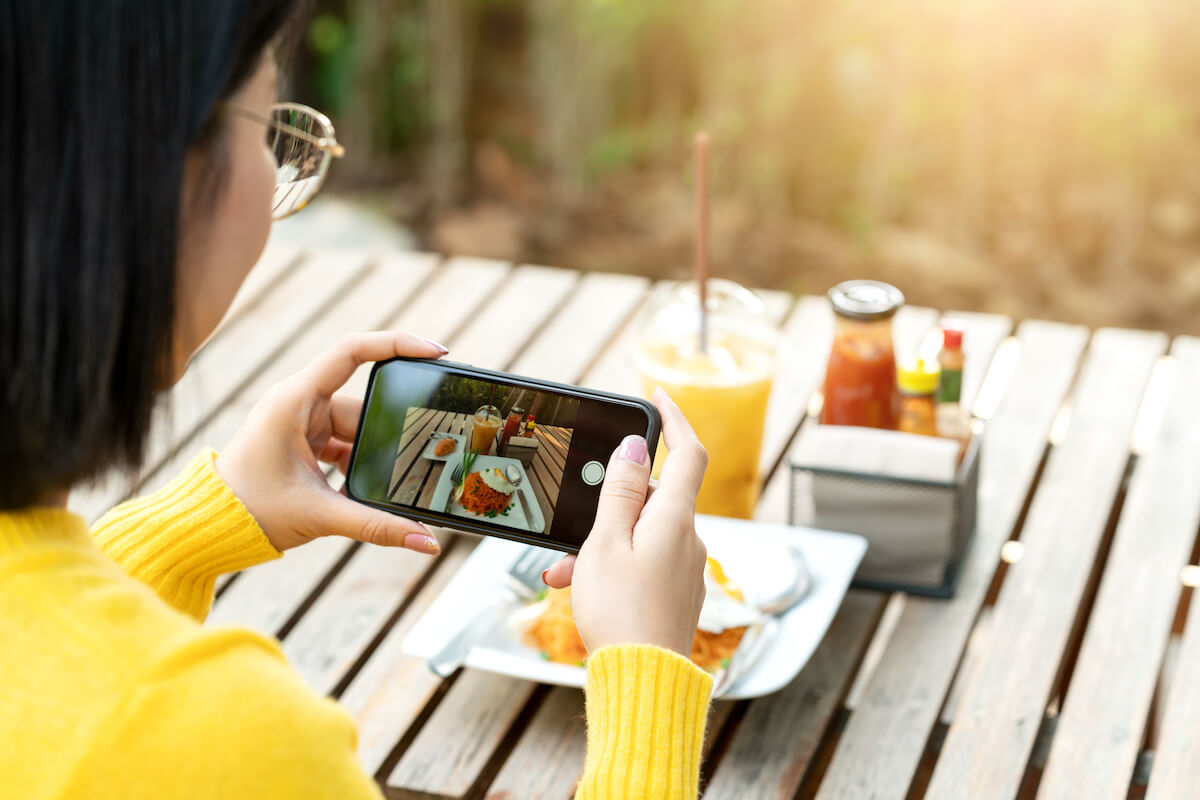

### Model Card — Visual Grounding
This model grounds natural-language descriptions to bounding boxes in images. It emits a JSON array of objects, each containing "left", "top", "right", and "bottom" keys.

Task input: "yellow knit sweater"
[{"left": 0, "top": 450, "right": 712, "bottom": 798}]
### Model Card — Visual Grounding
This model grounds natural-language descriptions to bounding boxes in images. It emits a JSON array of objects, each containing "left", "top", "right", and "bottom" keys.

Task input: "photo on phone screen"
[{"left": 347, "top": 359, "right": 658, "bottom": 551}]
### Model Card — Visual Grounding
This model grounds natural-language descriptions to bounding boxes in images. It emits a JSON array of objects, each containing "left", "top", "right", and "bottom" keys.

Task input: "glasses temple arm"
[{"left": 222, "top": 104, "right": 345, "bottom": 158}]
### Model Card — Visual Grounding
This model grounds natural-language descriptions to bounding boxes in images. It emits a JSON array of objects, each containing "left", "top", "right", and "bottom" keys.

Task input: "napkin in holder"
[
  {"left": 788, "top": 421, "right": 980, "bottom": 598},
  {"left": 504, "top": 436, "right": 539, "bottom": 466}
]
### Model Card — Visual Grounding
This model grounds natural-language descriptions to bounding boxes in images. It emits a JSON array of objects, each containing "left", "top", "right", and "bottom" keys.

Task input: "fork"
[
  {"left": 428, "top": 546, "right": 561, "bottom": 678},
  {"left": 450, "top": 460, "right": 464, "bottom": 486}
]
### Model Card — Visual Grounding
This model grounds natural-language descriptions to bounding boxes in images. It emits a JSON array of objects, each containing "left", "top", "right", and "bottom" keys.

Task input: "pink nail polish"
[
  {"left": 424, "top": 338, "right": 449, "bottom": 355},
  {"left": 617, "top": 435, "right": 648, "bottom": 465},
  {"left": 408, "top": 533, "right": 441, "bottom": 554}
]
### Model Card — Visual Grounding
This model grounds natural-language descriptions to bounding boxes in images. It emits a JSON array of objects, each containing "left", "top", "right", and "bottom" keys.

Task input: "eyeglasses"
[{"left": 223, "top": 102, "right": 345, "bottom": 220}]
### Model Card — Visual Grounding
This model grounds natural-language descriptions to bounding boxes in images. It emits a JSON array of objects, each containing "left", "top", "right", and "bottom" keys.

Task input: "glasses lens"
[{"left": 268, "top": 106, "right": 334, "bottom": 220}]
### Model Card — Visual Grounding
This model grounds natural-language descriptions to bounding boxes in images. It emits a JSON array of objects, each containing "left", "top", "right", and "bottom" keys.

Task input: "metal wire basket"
[{"left": 790, "top": 433, "right": 981, "bottom": 598}]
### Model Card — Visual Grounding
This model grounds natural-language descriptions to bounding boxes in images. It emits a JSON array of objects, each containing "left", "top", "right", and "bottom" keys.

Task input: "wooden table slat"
[
  {"left": 701, "top": 592, "right": 884, "bottom": 800},
  {"left": 389, "top": 409, "right": 454, "bottom": 501},
  {"left": 815, "top": 319, "right": 1085, "bottom": 800},
  {"left": 440, "top": 264, "right": 580, "bottom": 368},
  {"left": 484, "top": 686, "right": 588, "bottom": 800},
  {"left": 220, "top": 244, "right": 302, "bottom": 322},
  {"left": 1038, "top": 336, "right": 1200, "bottom": 797},
  {"left": 925, "top": 327, "right": 1167, "bottom": 800},
  {"left": 337, "top": 254, "right": 512, "bottom": 402},
  {"left": 206, "top": 535, "right": 355, "bottom": 634},
  {"left": 389, "top": 669, "right": 542, "bottom": 798},
  {"left": 281, "top": 540, "right": 448, "bottom": 696},
  {"left": 507, "top": 271, "right": 650, "bottom": 383},
  {"left": 337, "top": 540, "right": 477, "bottom": 776},
  {"left": 1117, "top": 336, "right": 1200, "bottom": 800},
  {"left": 1147, "top": 583, "right": 1200, "bottom": 800}
]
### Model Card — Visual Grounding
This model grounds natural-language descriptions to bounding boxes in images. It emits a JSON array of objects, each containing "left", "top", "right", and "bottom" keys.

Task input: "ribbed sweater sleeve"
[
  {"left": 576, "top": 644, "right": 714, "bottom": 799},
  {"left": 90, "top": 449, "right": 280, "bottom": 621}
]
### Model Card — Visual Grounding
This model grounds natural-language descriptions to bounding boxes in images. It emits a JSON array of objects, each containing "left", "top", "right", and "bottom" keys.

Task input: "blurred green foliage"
[
  {"left": 430, "top": 377, "right": 514, "bottom": 415},
  {"left": 299, "top": 0, "right": 1200, "bottom": 251}
]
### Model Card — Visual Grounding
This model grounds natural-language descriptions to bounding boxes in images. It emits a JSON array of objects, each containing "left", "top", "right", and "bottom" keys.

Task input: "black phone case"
[{"left": 344, "top": 357, "right": 662, "bottom": 553}]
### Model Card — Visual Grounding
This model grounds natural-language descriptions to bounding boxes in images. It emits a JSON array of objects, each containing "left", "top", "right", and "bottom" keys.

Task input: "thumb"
[
  {"left": 590, "top": 435, "right": 652, "bottom": 545},
  {"left": 542, "top": 554, "right": 576, "bottom": 589},
  {"left": 310, "top": 491, "right": 442, "bottom": 554}
]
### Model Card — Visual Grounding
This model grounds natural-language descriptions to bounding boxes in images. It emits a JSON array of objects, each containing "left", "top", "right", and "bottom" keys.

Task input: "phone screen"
[{"left": 346, "top": 358, "right": 658, "bottom": 551}]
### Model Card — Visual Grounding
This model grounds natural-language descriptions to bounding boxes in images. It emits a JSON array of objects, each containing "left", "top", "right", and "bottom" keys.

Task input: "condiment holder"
[
  {"left": 504, "top": 436, "right": 538, "bottom": 467},
  {"left": 788, "top": 422, "right": 981, "bottom": 599}
]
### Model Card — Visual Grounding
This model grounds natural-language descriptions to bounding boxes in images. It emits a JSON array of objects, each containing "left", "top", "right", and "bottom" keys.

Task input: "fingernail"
[
  {"left": 424, "top": 338, "right": 449, "bottom": 355},
  {"left": 406, "top": 533, "right": 441, "bottom": 555},
  {"left": 617, "top": 434, "right": 648, "bottom": 465},
  {"left": 541, "top": 569, "right": 550, "bottom": 585}
]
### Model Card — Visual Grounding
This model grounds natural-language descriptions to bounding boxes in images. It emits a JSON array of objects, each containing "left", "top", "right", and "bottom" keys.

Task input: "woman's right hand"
[{"left": 544, "top": 389, "right": 708, "bottom": 658}]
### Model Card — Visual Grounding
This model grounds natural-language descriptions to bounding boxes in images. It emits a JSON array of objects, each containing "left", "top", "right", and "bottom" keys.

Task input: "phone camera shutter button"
[{"left": 581, "top": 461, "right": 605, "bottom": 486}]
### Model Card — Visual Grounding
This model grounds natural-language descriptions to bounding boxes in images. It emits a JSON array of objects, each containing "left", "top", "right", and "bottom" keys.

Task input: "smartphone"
[{"left": 345, "top": 358, "right": 661, "bottom": 553}]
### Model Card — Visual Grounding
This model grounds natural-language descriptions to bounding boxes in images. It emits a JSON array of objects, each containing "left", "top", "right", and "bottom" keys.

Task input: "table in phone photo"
[{"left": 72, "top": 244, "right": 1200, "bottom": 799}]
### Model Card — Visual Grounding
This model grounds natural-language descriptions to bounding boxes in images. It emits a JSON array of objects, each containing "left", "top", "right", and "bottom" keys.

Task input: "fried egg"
[
  {"left": 478, "top": 466, "right": 515, "bottom": 495},
  {"left": 697, "top": 557, "right": 764, "bottom": 634}
]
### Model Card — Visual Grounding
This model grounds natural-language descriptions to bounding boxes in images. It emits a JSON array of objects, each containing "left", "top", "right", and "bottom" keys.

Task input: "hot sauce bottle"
[
  {"left": 936, "top": 325, "right": 972, "bottom": 450},
  {"left": 821, "top": 281, "right": 905, "bottom": 429}
]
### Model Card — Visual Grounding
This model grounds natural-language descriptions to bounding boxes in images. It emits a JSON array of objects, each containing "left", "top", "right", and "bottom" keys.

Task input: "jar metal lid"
[{"left": 828, "top": 280, "right": 905, "bottom": 321}]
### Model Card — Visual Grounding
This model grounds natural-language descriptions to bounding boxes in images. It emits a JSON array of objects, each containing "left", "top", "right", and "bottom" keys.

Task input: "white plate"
[
  {"left": 402, "top": 515, "right": 867, "bottom": 699},
  {"left": 421, "top": 432, "right": 464, "bottom": 461},
  {"left": 429, "top": 455, "right": 547, "bottom": 534}
]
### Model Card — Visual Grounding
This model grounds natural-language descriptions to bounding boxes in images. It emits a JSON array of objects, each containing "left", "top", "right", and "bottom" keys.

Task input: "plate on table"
[
  {"left": 422, "top": 432, "right": 464, "bottom": 461},
  {"left": 429, "top": 454, "right": 546, "bottom": 534},
  {"left": 402, "top": 515, "right": 867, "bottom": 699}
]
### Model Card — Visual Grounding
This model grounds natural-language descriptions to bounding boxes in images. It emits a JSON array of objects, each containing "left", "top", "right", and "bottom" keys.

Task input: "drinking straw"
[
  {"left": 484, "top": 383, "right": 498, "bottom": 452},
  {"left": 694, "top": 131, "right": 710, "bottom": 355}
]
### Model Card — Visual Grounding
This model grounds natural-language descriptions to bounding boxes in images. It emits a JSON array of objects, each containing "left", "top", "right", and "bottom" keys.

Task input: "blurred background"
[{"left": 282, "top": 0, "right": 1200, "bottom": 334}]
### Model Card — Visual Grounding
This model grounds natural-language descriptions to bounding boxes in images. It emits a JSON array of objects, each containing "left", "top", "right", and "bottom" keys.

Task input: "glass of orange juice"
[
  {"left": 470, "top": 404, "right": 502, "bottom": 454},
  {"left": 632, "top": 279, "right": 780, "bottom": 518}
]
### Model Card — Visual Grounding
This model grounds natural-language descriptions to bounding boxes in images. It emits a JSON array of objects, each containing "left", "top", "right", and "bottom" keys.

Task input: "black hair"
[{"left": 0, "top": 1, "right": 299, "bottom": 509}]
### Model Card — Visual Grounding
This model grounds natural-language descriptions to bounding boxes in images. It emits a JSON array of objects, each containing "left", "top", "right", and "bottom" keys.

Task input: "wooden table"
[{"left": 71, "top": 246, "right": 1200, "bottom": 799}]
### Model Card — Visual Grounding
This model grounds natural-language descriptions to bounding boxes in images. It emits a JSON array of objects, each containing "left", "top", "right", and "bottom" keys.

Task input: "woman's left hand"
[{"left": 216, "top": 330, "right": 448, "bottom": 554}]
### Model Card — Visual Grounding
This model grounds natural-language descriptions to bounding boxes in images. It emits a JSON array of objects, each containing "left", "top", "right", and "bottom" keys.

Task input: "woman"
[{"left": 0, "top": 2, "right": 712, "bottom": 798}]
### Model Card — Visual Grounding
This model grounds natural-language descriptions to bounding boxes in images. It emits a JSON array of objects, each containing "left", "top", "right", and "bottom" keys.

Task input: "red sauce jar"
[
  {"left": 500, "top": 406, "right": 526, "bottom": 452},
  {"left": 821, "top": 280, "right": 904, "bottom": 429}
]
